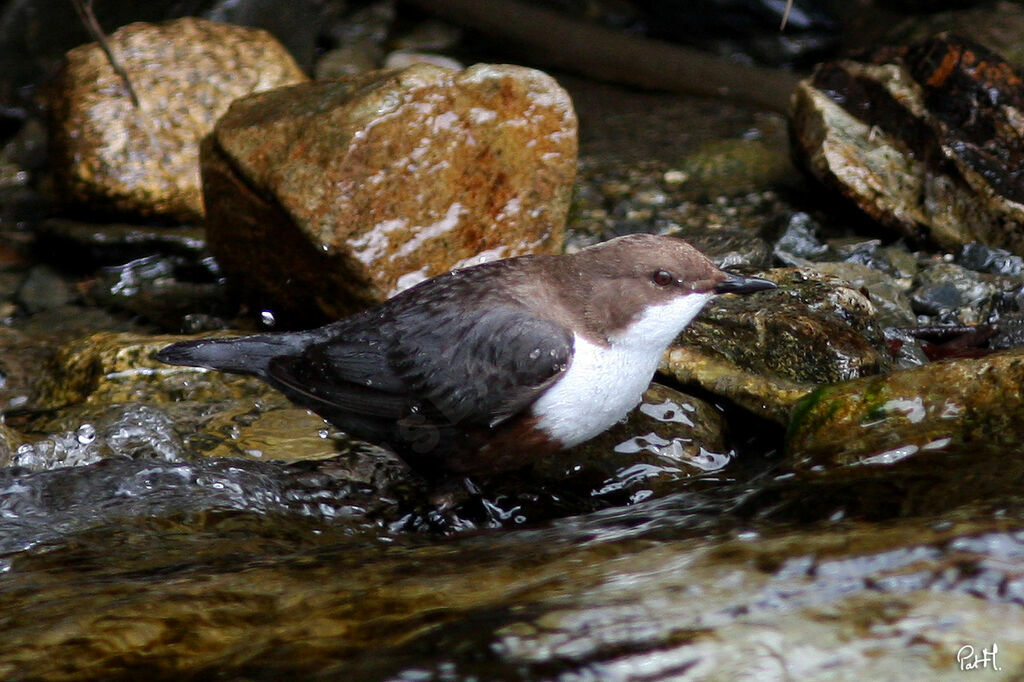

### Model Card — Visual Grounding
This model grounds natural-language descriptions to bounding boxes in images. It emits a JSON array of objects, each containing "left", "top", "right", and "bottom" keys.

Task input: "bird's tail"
[{"left": 155, "top": 333, "right": 311, "bottom": 376}]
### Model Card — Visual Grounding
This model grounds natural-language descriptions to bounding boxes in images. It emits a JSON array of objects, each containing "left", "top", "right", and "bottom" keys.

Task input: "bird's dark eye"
[{"left": 651, "top": 269, "right": 674, "bottom": 286}]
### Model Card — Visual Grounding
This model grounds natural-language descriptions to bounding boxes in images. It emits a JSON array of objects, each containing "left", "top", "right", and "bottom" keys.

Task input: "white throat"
[{"left": 531, "top": 292, "right": 713, "bottom": 447}]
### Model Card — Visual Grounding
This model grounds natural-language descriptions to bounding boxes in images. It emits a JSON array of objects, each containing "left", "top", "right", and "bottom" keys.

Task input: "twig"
[
  {"left": 408, "top": 0, "right": 798, "bottom": 113},
  {"left": 70, "top": 0, "right": 140, "bottom": 108},
  {"left": 781, "top": 0, "right": 794, "bottom": 31}
]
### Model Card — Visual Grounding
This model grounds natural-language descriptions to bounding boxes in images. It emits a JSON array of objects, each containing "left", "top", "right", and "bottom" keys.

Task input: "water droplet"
[
  {"left": 76, "top": 424, "right": 96, "bottom": 445},
  {"left": 260, "top": 310, "right": 276, "bottom": 327},
  {"left": 529, "top": 348, "right": 541, "bottom": 360}
]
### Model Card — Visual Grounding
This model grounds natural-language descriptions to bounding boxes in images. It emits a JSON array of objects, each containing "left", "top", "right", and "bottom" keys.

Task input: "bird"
[{"left": 156, "top": 233, "right": 775, "bottom": 476}]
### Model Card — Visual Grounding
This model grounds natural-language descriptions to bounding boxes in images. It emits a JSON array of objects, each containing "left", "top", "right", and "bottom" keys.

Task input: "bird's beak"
[{"left": 714, "top": 272, "right": 777, "bottom": 295}]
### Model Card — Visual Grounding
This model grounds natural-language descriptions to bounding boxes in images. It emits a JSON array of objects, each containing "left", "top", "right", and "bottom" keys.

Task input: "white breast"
[{"left": 531, "top": 292, "right": 712, "bottom": 447}]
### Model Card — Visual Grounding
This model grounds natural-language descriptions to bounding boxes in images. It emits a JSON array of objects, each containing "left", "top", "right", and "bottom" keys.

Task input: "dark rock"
[
  {"left": 36, "top": 219, "right": 211, "bottom": 270},
  {"left": 958, "top": 241, "right": 1024, "bottom": 276},
  {"left": 885, "top": 1, "right": 1024, "bottom": 66},
  {"left": 991, "top": 313, "right": 1024, "bottom": 350},
  {"left": 791, "top": 34, "right": 1024, "bottom": 255},
  {"left": 770, "top": 211, "right": 828, "bottom": 265},
  {"left": 882, "top": 326, "right": 930, "bottom": 367},
  {"left": 910, "top": 262, "right": 995, "bottom": 324},
  {"left": 202, "top": 63, "right": 577, "bottom": 324},
  {"left": 47, "top": 17, "right": 307, "bottom": 222}
]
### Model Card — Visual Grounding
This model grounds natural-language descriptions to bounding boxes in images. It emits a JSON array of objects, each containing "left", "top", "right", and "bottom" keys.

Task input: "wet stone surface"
[
  {"left": 791, "top": 33, "right": 1024, "bottom": 256},
  {"left": 203, "top": 62, "right": 577, "bottom": 325}
]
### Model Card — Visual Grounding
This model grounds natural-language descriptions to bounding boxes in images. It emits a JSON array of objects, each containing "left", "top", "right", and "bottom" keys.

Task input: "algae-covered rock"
[
  {"left": 680, "top": 267, "right": 890, "bottom": 386},
  {"left": 665, "top": 267, "right": 889, "bottom": 423},
  {"left": 33, "top": 331, "right": 266, "bottom": 409},
  {"left": 660, "top": 346, "right": 813, "bottom": 425},
  {"left": 787, "top": 348, "right": 1024, "bottom": 470}
]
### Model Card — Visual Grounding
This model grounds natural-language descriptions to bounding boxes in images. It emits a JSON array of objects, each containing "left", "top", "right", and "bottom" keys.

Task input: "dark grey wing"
[
  {"left": 388, "top": 304, "right": 574, "bottom": 428},
  {"left": 265, "top": 327, "right": 413, "bottom": 419}
]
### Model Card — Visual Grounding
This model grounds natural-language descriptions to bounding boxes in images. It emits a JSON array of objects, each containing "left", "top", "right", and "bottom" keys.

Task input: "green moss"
[{"left": 786, "top": 385, "right": 838, "bottom": 442}]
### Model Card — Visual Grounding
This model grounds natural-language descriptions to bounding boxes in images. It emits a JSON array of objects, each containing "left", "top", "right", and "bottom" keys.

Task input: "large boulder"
[{"left": 200, "top": 63, "right": 577, "bottom": 324}]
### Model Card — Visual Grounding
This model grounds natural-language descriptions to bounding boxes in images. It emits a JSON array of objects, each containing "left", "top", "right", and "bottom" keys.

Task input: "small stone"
[
  {"left": 314, "top": 42, "right": 383, "bottom": 79},
  {"left": 48, "top": 17, "right": 308, "bottom": 222},
  {"left": 771, "top": 211, "right": 828, "bottom": 265},
  {"left": 663, "top": 169, "right": 689, "bottom": 185},
  {"left": 808, "top": 261, "right": 916, "bottom": 328},
  {"left": 15, "top": 265, "right": 74, "bottom": 314},
  {"left": 383, "top": 51, "right": 464, "bottom": 71}
]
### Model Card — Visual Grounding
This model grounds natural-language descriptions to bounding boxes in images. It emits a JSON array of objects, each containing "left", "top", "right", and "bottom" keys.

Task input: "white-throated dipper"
[{"left": 156, "top": 234, "right": 775, "bottom": 475}]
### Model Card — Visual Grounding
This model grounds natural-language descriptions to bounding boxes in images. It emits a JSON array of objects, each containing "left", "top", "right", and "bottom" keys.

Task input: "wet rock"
[
  {"left": 684, "top": 268, "right": 890, "bottom": 382},
  {"left": 663, "top": 268, "right": 890, "bottom": 423},
  {"left": 992, "top": 313, "right": 1024, "bottom": 350},
  {"left": 29, "top": 331, "right": 376, "bottom": 465},
  {"left": 958, "top": 241, "right": 1024, "bottom": 277},
  {"left": 807, "top": 261, "right": 916, "bottom": 327},
  {"left": 86, "top": 255, "right": 230, "bottom": 329},
  {"left": 48, "top": 17, "right": 308, "bottom": 222},
  {"left": 786, "top": 348, "right": 1024, "bottom": 470},
  {"left": 660, "top": 345, "right": 812, "bottom": 425},
  {"left": 910, "top": 261, "right": 996, "bottom": 324},
  {"left": 827, "top": 237, "right": 919, "bottom": 284},
  {"left": 882, "top": 327, "right": 931, "bottom": 368},
  {"left": 770, "top": 211, "right": 828, "bottom": 265},
  {"left": 202, "top": 63, "right": 577, "bottom": 324},
  {"left": 36, "top": 218, "right": 211, "bottom": 268},
  {"left": 791, "top": 34, "right": 1024, "bottom": 255},
  {"left": 32, "top": 331, "right": 268, "bottom": 410},
  {"left": 191, "top": 404, "right": 348, "bottom": 462}
]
